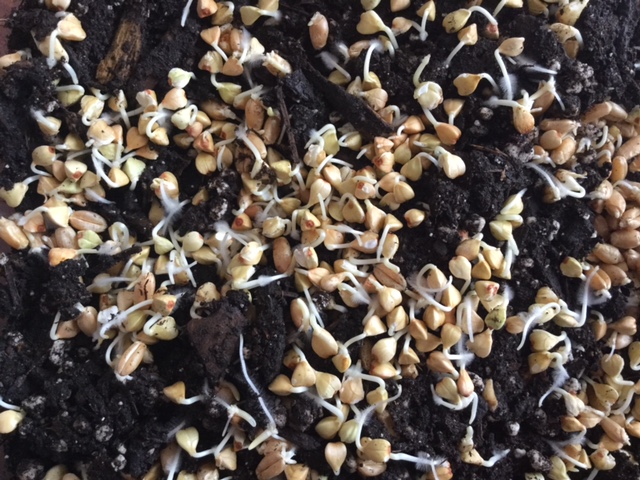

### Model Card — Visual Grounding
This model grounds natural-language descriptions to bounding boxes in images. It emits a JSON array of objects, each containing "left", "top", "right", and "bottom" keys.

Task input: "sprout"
[
  {"left": 431, "top": 384, "right": 479, "bottom": 424},
  {"left": 31, "top": 109, "right": 62, "bottom": 136},
  {"left": 0, "top": 397, "right": 21, "bottom": 412},
  {"left": 575, "top": 267, "right": 611, "bottom": 327},
  {"left": 97, "top": 299, "right": 155, "bottom": 339},
  {"left": 477, "top": 449, "right": 511, "bottom": 467},
  {"left": 344, "top": 361, "right": 387, "bottom": 393},
  {"left": 536, "top": 352, "right": 571, "bottom": 406},
  {"left": 233, "top": 272, "right": 288, "bottom": 290},
  {"left": 443, "top": 24, "right": 478, "bottom": 67},
  {"left": 515, "top": 302, "right": 561, "bottom": 350},
  {"left": 0, "top": 175, "right": 40, "bottom": 208},
  {"left": 494, "top": 38, "right": 525, "bottom": 101},
  {"left": 238, "top": 333, "right": 282, "bottom": 450},
  {"left": 412, "top": 57, "right": 462, "bottom": 145},
  {"left": 389, "top": 451, "right": 446, "bottom": 474},
  {"left": 487, "top": 78, "right": 562, "bottom": 134},
  {"left": 178, "top": 426, "right": 234, "bottom": 460},
  {"left": 456, "top": 292, "right": 479, "bottom": 343},
  {"left": 304, "top": 391, "right": 345, "bottom": 423},
  {"left": 362, "top": 40, "right": 383, "bottom": 85},
  {"left": 180, "top": 0, "right": 194, "bottom": 26},
  {"left": 408, "top": 263, "right": 454, "bottom": 312},
  {"left": 212, "top": 394, "right": 258, "bottom": 436},
  {"left": 545, "top": 433, "right": 590, "bottom": 470},
  {"left": 341, "top": 385, "right": 402, "bottom": 448},
  {"left": 160, "top": 443, "right": 182, "bottom": 480},
  {"left": 318, "top": 52, "right": 352, "bottom": 82},
  {"left": 154, "top": 181, "right": 190, "bottom": 237},
  {"left": 493, "top": 0, "right": 523, "bottom": 16},
  {"left": 524, "top": 162, "right": 586, "bottom": 200}
]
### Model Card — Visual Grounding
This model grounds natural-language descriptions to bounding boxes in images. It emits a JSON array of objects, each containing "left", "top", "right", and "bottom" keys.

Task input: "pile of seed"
[{"left": 0, "top": 0, "right": 639, "bottom": 479}]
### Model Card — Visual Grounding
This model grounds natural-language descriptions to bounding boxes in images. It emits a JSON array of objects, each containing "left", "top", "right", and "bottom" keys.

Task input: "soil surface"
[{"left": 0, "top": 1, "right": 639, "bottom": 479}]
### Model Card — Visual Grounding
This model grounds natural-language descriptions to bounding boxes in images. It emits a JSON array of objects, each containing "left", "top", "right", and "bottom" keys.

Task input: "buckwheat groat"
[{"left": 0, "top": 1, "right": 639, "bottom": 479}]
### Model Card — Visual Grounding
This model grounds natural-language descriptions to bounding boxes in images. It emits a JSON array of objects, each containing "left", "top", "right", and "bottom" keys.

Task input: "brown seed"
[
  {"left": 616, "top": 135, "right": 640, "bottom": 161},
  {"left": 69, "top": 211, "right": 108, "bottom": 233},
  {"left": 373, "top": 263, "right": 407, "bottom": 290},
  {"left": 592, "top": 243, "right": 624, "bottom": 264},
  {"left": 0, "top": 218, "right": 30, "bottom": 250},
  {"left": 540, "top": 130, "right": 563, "bottom": 150},
  {"left": 583, "top": 101, "right": 612, "bottom": 124},
  {"left": 604, "top": 189, "right": 626, "bottom": 218},
  {"left": 620, "top": 207, "right": 640, "bottom": 230},
  {"left": 256, "top": 451, "right": 285, "bottom": 480},
  {"left": 599, "top": 264, "right": 630, "bottom": 286},
  {"left": 49, "top": 247, "right": 78, "bottom": 266},
  {"left": 483, "top": 378, "right": 498, "bottom": 412},
  {"left": 610, "top": 156, "right": 628, "bottom": 183},
  {"left": 457, "top": 368, "right": 474, "bottom": 397},
  {"left": 610, "top": 229, "right": 640, "bottom": 249},
  {"left": 550, "top": 137, "right": 576, "bottom": 165},
  {"left": 308, "top": 12, "right": 329, "bottom": 50},
  {"left": 115, "top": 341, "right": 147, "bottom": 377},
  {"left": 415, "top": 335, "right": 442, "bottom": 353}
]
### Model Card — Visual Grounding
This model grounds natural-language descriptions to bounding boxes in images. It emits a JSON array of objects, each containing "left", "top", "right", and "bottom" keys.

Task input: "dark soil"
[{"left": 1, "top": 0, "right": 639, "bottom": 479}]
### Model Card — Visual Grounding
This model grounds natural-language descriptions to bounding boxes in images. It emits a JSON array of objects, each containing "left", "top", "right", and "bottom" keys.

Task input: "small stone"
[{"left": 528, "top": 449, "right": 552, "bottom": 473}]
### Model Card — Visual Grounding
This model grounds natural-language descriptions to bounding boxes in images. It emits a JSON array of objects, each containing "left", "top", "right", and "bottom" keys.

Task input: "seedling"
[
  {"left": 240, "top": 3, "right": 282, "bottom": 26},
  {"left": 357, "top": 11, "right": 399, "bottom": 51},
  {"left": 416, "top": 1, "right": 435, "bottom": 41},
  {"left": 238, "top": 333, "right": 282, "bottom": 450},
  {"left": 524, "top": 162, "right": 586, "bottom": 201}
]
